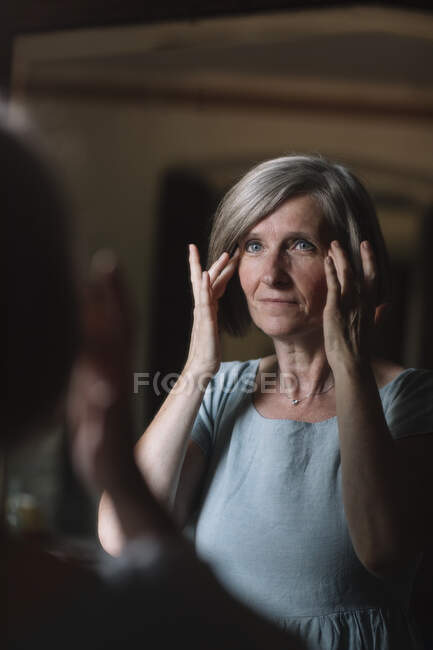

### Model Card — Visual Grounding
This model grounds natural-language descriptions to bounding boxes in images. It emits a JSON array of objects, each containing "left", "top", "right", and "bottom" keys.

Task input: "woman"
[{"left": 99, "top": 155, "right": 433, "bottom": 649}]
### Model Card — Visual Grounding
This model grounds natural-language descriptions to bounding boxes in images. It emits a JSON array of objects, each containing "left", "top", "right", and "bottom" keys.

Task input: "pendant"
[{"left": 291, "top": 399, "right": 300, "bottom": 405}]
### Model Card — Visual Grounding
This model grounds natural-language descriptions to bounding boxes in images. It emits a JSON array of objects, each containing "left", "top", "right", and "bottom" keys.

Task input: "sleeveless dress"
[{"left": 190, "top": 360, "right": 433, "bottom": 650}]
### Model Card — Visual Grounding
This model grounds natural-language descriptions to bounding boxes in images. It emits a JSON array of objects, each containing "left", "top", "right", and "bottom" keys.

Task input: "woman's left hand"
[{"left": 323, "top": 240, "right": 377, "bottom": 371}]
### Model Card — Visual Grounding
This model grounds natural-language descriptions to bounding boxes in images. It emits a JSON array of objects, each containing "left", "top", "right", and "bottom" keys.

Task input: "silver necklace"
[{"left": 283, "top": 379, "right": 335, "bottom": 406}]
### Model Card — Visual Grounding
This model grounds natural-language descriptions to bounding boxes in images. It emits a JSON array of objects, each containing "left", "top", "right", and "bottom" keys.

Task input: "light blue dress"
[{"left": 190, "top": 360, "right": 433, "bottom": 650}]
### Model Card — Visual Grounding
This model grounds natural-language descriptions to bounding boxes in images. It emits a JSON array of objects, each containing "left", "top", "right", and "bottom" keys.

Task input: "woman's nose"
[{"left": 261, "top": 251, "right": 290, "bottom": 287}]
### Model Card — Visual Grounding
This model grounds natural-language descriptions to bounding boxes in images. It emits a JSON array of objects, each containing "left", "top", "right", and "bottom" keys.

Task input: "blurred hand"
[{"left": 67, "top": 250, "right": 136, "bottom": 495}]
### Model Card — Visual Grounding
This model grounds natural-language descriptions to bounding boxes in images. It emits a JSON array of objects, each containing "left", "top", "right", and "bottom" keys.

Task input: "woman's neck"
[{"left": 272, "top": 333, "right": 333, "bottom": 398}]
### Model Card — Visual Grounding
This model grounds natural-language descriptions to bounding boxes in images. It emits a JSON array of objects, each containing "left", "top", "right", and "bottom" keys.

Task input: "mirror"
[{"left": 8, "top": 4, "right": 433, "bottom": 539}]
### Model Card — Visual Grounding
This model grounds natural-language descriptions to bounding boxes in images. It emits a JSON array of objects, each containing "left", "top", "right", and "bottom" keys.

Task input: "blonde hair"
[{"left": 208, "top": 154, "right": 391, "bottom": 336}]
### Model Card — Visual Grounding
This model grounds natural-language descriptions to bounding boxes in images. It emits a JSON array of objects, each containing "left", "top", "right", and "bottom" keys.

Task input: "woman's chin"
[
  {"left": 254, "top": 318, "right": 303, "bottom": 339},
  {"left": 252, "top": 315, "right": 322, "bottom": 341}
]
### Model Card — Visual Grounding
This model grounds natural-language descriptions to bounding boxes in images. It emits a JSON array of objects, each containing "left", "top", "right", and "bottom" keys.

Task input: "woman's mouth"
[{"left": 259, "top": 298, "right": 298, "bottom": 304}]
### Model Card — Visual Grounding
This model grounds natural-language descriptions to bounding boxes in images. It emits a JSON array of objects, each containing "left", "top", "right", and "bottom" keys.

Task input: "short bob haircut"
[{"left": 208, "top": 154, "right": 391, "bottom": 337}]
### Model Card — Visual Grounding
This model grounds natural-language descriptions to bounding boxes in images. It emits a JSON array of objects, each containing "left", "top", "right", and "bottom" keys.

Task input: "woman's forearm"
[
  {"left": 334, "top": 360, "right": 412, "bottom": 576},
  {"left": 135, "top": 246, "right": 238, "bottom": 509},
  {"left": 98, "top": 365, "right": 209, "bottom": 554},
  {"left": 134, "top": 365, "right": 210, "bottom": 508},
  {"left": 97, "top": 460, "right": 176, "bottom": 553}
]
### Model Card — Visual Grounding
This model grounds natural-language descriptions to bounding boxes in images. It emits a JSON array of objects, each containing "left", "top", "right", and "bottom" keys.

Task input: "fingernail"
[{"left": 362, "top": 240, "right": 369, "bottom": 249}]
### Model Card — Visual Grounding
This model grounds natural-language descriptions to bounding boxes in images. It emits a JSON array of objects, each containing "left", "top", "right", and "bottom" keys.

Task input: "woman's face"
[{"left": 238, "top": 195, "right": 333, "bottom": 341}]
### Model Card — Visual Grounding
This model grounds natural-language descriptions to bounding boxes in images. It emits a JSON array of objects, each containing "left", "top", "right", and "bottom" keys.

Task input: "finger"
[
  {"left": 329, "top": 240, "right": 355, "bottom": 295},
  {"left": 86, "top": 250, "right": 135, "bottom": 350},
  {"left": 82, "top": 270, "right": 114, "bottom": 347},
  {"left": 228, "top": 246, "right": 241, "bottom": 266},
  {"left": 212, "top": 260, "right": 237, "bottom": 298},
  {"left": 208, "top": 251, "right": 230, "bottom": 284},
  {"left": 324, "top": 256, "right": 340, "bottom": 310},
  {"left": 108, "top": 264, "right": 136, "bottom": 343},
  {"left": 88, "top": 250, "right": 120, "bottom": 327},
  {"left": 200, "top": 270, "right": 211, "bottom": 308},
  {"left": 189, "top": 244, "right": 202, "bottom": 307},
  {"left": 94, "top": 250, "right": 135, "bottom": 343},
  {"left": 360, "top": 240, "right": 377, "bottom": 304},
  {"left": 212, "top": 248, "right": 240, "bottom": 297}
]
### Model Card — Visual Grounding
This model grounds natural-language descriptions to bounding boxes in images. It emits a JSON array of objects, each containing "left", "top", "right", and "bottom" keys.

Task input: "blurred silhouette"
[{"left": 3, "top": 104, "right": 305, "bottom": 650}]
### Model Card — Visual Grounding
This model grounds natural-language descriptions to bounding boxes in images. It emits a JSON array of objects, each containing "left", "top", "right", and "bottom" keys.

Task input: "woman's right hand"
[{"left": 185, "top": 243, "right": 239, "bottom": 380}]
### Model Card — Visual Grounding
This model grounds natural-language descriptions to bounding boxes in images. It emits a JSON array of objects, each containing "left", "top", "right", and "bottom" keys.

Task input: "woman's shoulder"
[
  {"left": 372, "top": 358, "right": 405, "bottom": 389},
  {"left": 372, "top": 358, "right": 433, "bottom": 390},
  {"left": 258, "top": 354, "right": 278, "bottom": 374},
  {"left": 377, "top": 363, "right": 433, "bottom": 438},
  {"left": 218, "top": 358, "right": 261, "bottom": 377},
  {"left": 199, "top": 359, "right": 259, "bottom": 424},
  {"left": 369, "top": 359, "right": 433, "bottom": 439},
  {"left": 207, "top": 358, "right": 260, "bottom": 397}
]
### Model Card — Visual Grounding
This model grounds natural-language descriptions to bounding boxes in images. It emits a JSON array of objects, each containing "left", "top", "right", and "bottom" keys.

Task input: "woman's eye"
[
  {"left": 245, "top": 241, "right": 263, "bottom": 253},
  {"left": 294, "top": 239, "right": 314, "bottom": 251}
]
